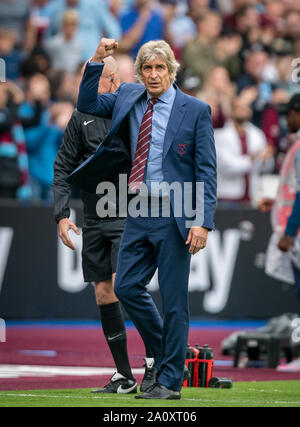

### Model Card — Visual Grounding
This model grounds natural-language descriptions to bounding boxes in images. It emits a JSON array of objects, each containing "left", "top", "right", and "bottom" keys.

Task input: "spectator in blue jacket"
[
  {"left": 18, "top": 73, "right": 72, "bottom": 201},
  {"left": 118, "top": 0, "right": 164, "bottom": 57},
  {"left": 0, "top": 28, "right": 24, "bottom": 81},
  {"left": 0, "top": 83, "right": 31, "bottom": 200}
]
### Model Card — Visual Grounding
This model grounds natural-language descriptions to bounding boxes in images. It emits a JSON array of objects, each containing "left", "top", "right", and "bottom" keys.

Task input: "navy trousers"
[{"left": 114, "top": 200, "right": 191, "bottom": 391}]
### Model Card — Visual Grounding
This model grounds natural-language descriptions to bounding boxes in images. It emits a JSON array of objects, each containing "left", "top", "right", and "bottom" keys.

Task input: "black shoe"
[
  {"left": 140, "top": 358, "right": 158, "bottom": 393},
  {"left": 91, "top": 372, "right": 137, "bottom": 394},
  {"left": 135, "top": 383, "right": 181, "bottom": 400}
]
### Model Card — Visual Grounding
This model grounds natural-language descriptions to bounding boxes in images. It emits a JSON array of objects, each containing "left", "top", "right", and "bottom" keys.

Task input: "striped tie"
[{"left": 128, "top": 97, "right": 158, "bottom": 193}]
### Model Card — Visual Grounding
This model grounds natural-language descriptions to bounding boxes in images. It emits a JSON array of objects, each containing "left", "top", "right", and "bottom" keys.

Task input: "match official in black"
[{"left": 53, "top": 57, "right": 155, "bottom": 394}]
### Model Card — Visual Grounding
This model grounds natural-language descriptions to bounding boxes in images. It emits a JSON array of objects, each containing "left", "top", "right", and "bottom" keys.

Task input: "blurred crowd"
[{"left": 0, "top": 0, "right": 300, "bottom": 204}]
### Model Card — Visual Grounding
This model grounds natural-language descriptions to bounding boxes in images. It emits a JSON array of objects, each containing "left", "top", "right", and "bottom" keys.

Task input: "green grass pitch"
[{"left": 0, "top": 381, "right": 300, "bottom": 407}]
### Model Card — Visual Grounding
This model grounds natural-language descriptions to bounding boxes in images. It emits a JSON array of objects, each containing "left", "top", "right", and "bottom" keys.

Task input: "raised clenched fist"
[{"left": 91, "top": 38, "right": 119, "bottom": 63}]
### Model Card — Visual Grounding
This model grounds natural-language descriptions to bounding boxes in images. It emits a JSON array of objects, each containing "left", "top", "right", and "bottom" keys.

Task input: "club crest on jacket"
[{"left": 177, "top": 144, "right": 188, "bottom": 155}]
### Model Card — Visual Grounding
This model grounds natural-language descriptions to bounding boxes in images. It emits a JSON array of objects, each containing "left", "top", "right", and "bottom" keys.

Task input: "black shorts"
[{"left": 82, "top": 217, "right": 126, "bottom": 283}]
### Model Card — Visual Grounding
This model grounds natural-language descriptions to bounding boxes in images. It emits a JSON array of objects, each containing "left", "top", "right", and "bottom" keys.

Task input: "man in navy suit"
[{"left": 74, "top": 38, "right": 217, "bottom": 399}]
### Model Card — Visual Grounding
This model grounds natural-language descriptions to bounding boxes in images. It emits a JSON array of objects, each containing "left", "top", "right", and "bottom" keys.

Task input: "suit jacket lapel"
[
  {"left": 110, "top": 85, "right": 146, "bottom": 135},
  {"left": 163, "top": 86, "right": 187, "bottom": 160},
  {"left": 95, "top": 85, "right": 145, "bottom": 157}
]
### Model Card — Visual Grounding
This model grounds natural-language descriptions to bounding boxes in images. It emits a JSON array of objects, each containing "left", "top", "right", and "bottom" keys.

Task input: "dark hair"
[
  {"left": 236, "top": 5, "right": 256, "bottom": 19},
  {"left": 20, "top": 45, "right": 51, "bottom": 78}
]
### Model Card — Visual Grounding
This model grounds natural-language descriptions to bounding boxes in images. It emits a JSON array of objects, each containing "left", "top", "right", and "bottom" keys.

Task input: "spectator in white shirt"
[
  {"left": 48, "top": 0, "right": 121, "bottom": 61},
  {"left": 215, "top": 96, "right": 274, "bottom": 205},
  {"left": 44, "top": 8, "right": 82, "bottom": 73}
]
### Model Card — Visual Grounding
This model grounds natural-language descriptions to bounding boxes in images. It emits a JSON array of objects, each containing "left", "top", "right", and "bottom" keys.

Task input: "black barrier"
[{"left": 0, "top": 201, "right": 299, "bottom": 319}]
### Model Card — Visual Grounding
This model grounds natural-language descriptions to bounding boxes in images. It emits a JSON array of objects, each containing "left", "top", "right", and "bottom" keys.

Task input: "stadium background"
[
  {"left": 0, "top": 0, "right": 300, "bottom": 319},
  {"left": 0, "top": 0, "right": 300, "bottom": 406}
]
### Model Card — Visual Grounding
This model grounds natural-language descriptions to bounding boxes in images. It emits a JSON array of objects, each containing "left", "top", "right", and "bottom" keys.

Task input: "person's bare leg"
[{"left": 95, "top": 276, "right": 117, "bottom": 306}]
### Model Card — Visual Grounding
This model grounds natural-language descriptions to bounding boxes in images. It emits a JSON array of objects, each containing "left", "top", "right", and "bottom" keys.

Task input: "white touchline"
[
  {"left": 1, "top": 393, "right": 134, "bottom": 400},
  {"left": 0, "top": 365, "right": 144, "bottom": 379}
]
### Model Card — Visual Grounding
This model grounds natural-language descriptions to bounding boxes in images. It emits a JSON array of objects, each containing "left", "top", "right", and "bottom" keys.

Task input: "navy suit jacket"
[{"left": 68, "top": 62, "right": 217, "bottom": 240}]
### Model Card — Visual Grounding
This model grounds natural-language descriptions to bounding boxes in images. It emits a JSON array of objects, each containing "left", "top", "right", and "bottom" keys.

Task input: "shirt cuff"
[
  {"left": 285, "top": 192, "right": 300, "bottom": 237},
  {"left": 88, "top": 60, "right": 105, "bottom": 66}
]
